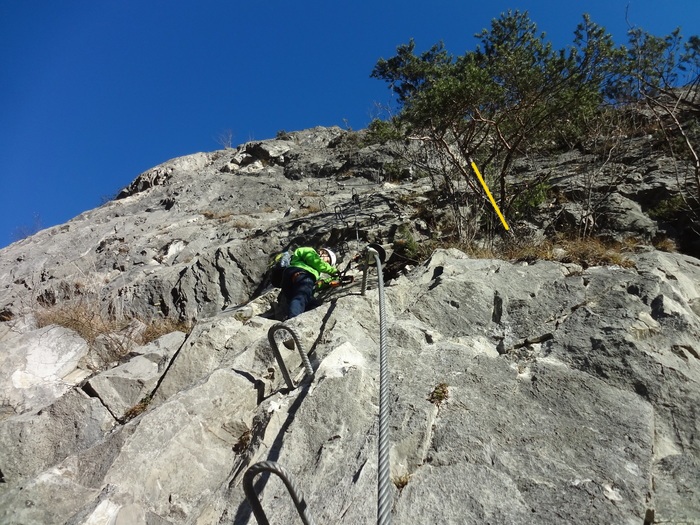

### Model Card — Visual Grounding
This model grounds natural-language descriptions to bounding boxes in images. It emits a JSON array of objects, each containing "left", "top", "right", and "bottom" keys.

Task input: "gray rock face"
[
  {"left": 0, "top": 127, "right": 698, "bottom": 524},
  {"left": 84, "top": 331, "right": 186, "bottom": 421}
]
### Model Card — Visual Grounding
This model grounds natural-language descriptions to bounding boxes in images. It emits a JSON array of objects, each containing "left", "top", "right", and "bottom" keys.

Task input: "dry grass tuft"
[
  {"left": 139, "top": 318, "right": 192, "bottom": 345},
  {"left": 230, "top": 217, "right": 254, "bottom": 229},
  {"left": 202, "top": 210, "right": 250, "bottom": 225},
  {"left": 35, "top": 301, "right": 124, "bottom": 346},
  {"left": 393, "top": 473, "right": 412, "bottom": 490},
  {"left": 553, "top": 237, "right": 636, "bottom": 268},
  {"left": 122, "top": 395, "right": 153, "bottom": 422},
  {"left": 35, "top": 297, "right": 191, "bottom": 370},
  {"left": 464, "top": 235, "right": 637, "bottom": 269},
  {"left": 652, "top": 236, "right": 678, "bottom": 252},
  {"left": 233, "top": 429, "right": 252, "bottom": 454}
]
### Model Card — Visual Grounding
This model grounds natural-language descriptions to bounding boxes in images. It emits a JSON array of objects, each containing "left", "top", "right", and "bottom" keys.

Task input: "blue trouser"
[{"left": 281, "top": 268, "right": 319, "bottom": 319}]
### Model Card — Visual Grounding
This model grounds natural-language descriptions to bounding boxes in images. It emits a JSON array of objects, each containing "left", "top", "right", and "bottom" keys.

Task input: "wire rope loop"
[{"left": 243, "top": 461, "right": 317, "bottom": 525}]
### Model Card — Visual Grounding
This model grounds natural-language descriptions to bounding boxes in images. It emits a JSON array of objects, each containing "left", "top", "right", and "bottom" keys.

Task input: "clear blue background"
[{"left": 2, "top": 1, "right": 699, "bottom": 248}]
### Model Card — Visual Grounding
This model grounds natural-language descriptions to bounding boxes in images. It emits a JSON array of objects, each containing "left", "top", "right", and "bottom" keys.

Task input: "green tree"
[
  {"left": 371, "top": 11, "right": 618, "bottom": 240},
  {"left": 615, "top": 25, "right": 700, "bottom": 229}
]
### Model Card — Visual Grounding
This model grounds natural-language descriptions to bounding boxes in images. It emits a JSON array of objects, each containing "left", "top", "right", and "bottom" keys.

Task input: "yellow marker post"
[{"left": 469, "top": 158, "right": 510, "bottom": 231}]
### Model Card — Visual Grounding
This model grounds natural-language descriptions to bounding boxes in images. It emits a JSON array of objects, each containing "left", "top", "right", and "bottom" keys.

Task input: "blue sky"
[{"left": 2, "top": 1, "right": 699, "bottom": 249}]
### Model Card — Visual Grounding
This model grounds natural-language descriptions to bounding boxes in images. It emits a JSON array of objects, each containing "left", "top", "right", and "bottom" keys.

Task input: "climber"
[{"left": 281, "top": 247, "right": 339, "bottom": 319}]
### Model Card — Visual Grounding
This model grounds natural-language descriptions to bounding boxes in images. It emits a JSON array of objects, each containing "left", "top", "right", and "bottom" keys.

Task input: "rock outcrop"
[{"left": 0, "top": 126, "right": 698, "bottom": 524}]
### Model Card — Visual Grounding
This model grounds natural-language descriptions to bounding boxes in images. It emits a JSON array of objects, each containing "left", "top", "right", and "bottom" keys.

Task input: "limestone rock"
[
  {"left": 0, "top": 322, "right": 90, "bottom": 417},
  {"left": 0, "top": 127, "right": 698, "bottom": 523},
  {"left": 0, "top": 388, "right": 115, "bottom": 487},
  {"left": 84, "top": 331, "right": 186, "bottom": 420}
]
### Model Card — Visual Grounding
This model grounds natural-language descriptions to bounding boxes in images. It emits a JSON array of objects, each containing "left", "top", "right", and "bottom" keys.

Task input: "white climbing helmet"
[{"left": 320, "top": 247, "right": 336, "bottom": 266}]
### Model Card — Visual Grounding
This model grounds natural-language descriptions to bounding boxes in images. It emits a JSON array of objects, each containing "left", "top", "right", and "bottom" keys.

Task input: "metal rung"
[
  {"left": 243, "top": 461, "right": 316, "bottom": 525},
  {"left": 268, "top": 323, "right": 314, "bottom": 390}
]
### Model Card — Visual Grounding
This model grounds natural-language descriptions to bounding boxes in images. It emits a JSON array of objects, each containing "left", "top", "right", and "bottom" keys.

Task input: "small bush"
[
  {"left": 428, "top": 383, "right": 449, "bottom": 406},
  {"left": 383, "top": 163, "right": 412, "bottom": 182},
  {"left": 648, "top": 195, "right": 686, "bottom": 221},
  {"left": 510, "top": 182, "right": 552, "bottom": 218},
  {"left": 364, "top": 118, "right": 403, "bottom": 145},
  {"left": 394, "top": 224, "right": 430, "bottom": 261}
]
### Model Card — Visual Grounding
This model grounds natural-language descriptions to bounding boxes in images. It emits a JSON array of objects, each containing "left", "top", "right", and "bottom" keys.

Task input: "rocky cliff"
[{"left": 0, "top": 126, "right": 699, "bottom": 524}]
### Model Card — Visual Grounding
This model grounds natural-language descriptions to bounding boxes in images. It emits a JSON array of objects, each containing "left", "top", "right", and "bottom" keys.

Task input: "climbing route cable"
[
  {"left": 365, "top": 246, "right": 392, "bottom": 525},
  {"left": 244, "top": 245, "right": 392, "bottom": 525},
  {"left": 333, "top": 192, "right": 381, "bottom": 252}
]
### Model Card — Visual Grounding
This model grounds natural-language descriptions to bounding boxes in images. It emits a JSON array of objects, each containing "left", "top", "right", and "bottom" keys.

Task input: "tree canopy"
[{"left": 370, "top": 10, "right": 700, "bottom": 241}]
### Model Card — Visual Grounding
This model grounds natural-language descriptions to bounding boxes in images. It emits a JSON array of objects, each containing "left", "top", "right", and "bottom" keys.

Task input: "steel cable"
[
  {"left": 367, "top": 247, "right": 392, "bottom": 525},
  {"left": 244, "top": 247, "right": 392, "bottom": 525}
]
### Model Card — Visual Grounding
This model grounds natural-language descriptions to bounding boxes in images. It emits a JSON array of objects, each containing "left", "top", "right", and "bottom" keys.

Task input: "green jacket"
[{"left": 289, "top": 247, "right": 338, "bottom": 281}]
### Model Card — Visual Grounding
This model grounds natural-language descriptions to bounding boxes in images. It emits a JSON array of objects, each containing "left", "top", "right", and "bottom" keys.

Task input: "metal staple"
[
  {"left": 267, "top": 322, "right": 313, "bottom": 390},
  {"left": 243, "top": 460, "right": 317, "bottom": 525}
]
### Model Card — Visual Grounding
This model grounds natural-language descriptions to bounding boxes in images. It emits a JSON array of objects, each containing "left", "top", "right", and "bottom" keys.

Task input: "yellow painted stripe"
[{"left": 470, "top": 159, "right": 510, "bottom": 231}]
